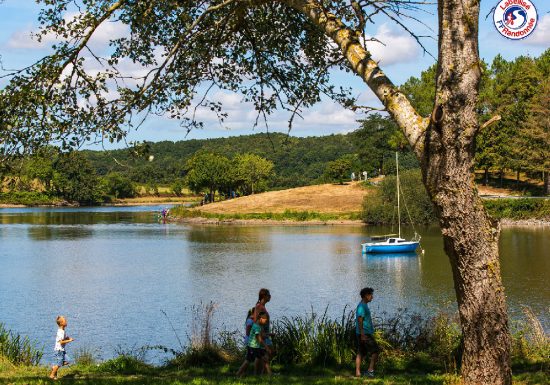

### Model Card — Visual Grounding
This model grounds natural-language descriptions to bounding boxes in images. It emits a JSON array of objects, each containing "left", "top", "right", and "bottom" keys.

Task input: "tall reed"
[{"left": 0, "top": 323, "right": 43, "bottom": 366}]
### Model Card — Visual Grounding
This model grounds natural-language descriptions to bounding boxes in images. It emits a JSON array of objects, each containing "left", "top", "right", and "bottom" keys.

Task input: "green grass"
[
  {"left": 170, "top": 207, "right": 362, "bottom": 222},
  {"left": 0, "top": 363, "right": 548, "bottom": 384}
]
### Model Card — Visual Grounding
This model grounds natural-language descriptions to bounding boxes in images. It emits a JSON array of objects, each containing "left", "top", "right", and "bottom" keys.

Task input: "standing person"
[
  {"left": 355, "top": 288, "right": 380, "bottom": 378},
  {"left": 49, "top": 315, "right": 74, "bottom": 380},
  {"left": 252, "top": 289, "right": 274, "bottom": 373},
  {"left": 235, "top": 307, "right": 255, "bottom": 376},
  {"left": 236, "top": 311, "right": 271, "bottom": 376}
]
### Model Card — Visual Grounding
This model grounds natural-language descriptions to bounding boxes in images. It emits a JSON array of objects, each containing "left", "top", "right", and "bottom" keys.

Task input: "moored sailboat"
[{"left": 361, "top": 153, "right": 421, "bottom": 254}]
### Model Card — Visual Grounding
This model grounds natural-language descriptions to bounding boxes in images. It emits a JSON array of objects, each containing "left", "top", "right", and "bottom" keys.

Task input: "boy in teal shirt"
[{"left": 355, "top": 287, "right": 380, "bottom": 377}]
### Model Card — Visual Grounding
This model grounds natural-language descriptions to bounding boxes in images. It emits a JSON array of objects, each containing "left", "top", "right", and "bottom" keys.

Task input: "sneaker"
[{"left": 365, "top": 370, "right": 375, "bottom": 378}]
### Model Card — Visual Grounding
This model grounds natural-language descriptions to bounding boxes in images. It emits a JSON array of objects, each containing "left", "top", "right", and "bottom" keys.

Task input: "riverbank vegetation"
[{"left": 1, "top": 306, "right": 547, "bottom": 384}]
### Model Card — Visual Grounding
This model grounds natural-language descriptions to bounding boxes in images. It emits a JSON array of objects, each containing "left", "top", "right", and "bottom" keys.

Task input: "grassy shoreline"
[{"left": 1, "top": 362, "right": 547, "bottom": 385}]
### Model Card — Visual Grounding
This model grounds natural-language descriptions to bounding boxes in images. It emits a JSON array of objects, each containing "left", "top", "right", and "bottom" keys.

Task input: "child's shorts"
[
  {"left": 356, "top": 334, "right": 380, "bottom": 356},
  {"left": 52, "top": 350, "right": 68, "bottom": 367},
  {"left": 246, "top": 347, "right": 266, "bottom": 362}
]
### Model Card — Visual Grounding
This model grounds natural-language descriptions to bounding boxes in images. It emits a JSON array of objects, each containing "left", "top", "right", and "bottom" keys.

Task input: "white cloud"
[
  {"left": 366, "top": 24, "right": 420, "bottom": 65},
  {"left": 6, "top": 25, "right": 57, "bottom": 49},
  {"left": 527, "top": 14, "right": 550, "bottom": 46},
  {"left": 6, "top": 13, "right": 128, "bottom": 51}
]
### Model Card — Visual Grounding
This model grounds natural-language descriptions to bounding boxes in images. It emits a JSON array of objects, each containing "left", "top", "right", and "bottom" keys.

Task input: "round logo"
[{"left": 493, "top": 0, "right": 538, "bottom": 40}]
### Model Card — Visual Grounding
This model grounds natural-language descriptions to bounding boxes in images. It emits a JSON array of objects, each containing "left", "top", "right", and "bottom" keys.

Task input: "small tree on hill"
[
  {"left": 324, "top": 155, "right": 355, "bottom": 185},
  {"left": 234, "top": 153, "right": 274, "bottom": 195}
]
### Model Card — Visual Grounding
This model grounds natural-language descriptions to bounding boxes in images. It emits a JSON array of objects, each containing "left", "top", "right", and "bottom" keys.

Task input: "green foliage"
[
  {"left": 273, "top": 308, "right": 355, "bottom": 367},
  {"left": 483, "top": 198, "right": 550, "bottom": 220},
  {"left": 0, "top": 191, "right": 58, "bottom": 205},
  {"left": 351, "top": 114, "right": 417, "bottom": 177},
  {"left": 324, "top": 155, "right": 356, "bottom": 184},
  {"left": 362, "top": 170, "right": 436, "bottom": 225},
  {"left": 0, "top": 323, "right": 43, "bottom": 366},
  {"left": 98, "top": 355, "right": 152, "bottom": 375},
  {"left": 234, "top": 153, "right": 274, "bottom": 194},
  {"left": 511, "top": 307, "right": 550, "bottom": 372},
  {"left": 101, "top": 172, "right": 136, "bottom": 199},
  {"left": 400, "top": 65, "right": 437, "bottom": 117},
  {"left": 185, "top": 152, "right": 232, "bottom": 199},
  {"left": 170, "top": 179, "right": 185, "bottom": 196},
  {"left": 82, "top": 133, "right": 356, "bottom": 190},
  {"left": 52, "top": 152, "right": 102, "bottom": 204}
]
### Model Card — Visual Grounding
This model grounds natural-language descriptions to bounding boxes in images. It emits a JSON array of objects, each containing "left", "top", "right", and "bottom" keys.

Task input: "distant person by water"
[
  {"left": 355, "top": 287, "right": 380, "bottom": 378},
  {"left": 49, "top": 315, "right": 74, "bottom": 380}
]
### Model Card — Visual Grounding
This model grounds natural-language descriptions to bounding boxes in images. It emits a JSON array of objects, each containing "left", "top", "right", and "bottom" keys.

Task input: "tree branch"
[{"left": 280, "top": 0, "right": 429, "bottom": 158}]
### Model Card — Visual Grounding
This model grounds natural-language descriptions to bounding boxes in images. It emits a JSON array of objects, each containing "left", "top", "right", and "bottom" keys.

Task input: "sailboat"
[{"left": 361, "top": 153, "right": 421, "bottom": 254}]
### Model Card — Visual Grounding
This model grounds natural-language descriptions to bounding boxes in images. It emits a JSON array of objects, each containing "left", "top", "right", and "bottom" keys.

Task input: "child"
[
  {"left": 236, "top": 311, "right": 271, "bottom": 376},
  {"left": 235, "top": 307, "right": 255, "bottom": 376},
  {"left": 355, "top": 287, "right": 380, "bottom": 377},
  {"left": 49, "top": 315, "right": 74, "bottom": 380}
]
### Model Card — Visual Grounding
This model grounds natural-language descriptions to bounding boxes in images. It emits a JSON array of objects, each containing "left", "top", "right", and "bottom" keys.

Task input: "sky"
[{"left": 0, "top": 1, "right": 549, "bottom": 149}]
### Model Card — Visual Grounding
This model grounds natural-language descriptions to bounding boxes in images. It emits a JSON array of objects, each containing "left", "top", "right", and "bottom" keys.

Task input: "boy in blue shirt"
[{"left": 355, "top": 287, "right": 380, "bottom": 377}]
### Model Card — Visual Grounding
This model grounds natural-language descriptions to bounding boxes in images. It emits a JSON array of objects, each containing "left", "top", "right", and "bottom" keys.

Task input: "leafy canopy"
[{"left": 0, "top": 0, "right": 430, "bottom": 159}]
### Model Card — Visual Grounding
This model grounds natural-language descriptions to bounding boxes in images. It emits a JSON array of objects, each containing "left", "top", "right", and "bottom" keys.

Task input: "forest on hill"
[{"left": 82, "top": 132, "right": 358, "bottom": 189}]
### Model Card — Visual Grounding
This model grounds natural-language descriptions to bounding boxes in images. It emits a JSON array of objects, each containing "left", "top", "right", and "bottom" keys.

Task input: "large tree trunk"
[
  {"left": 287, "top": 1, "right": 513, "bottom": 383},
  {"left": 420, "top": 1, "right": 512, "bottom": 384}
]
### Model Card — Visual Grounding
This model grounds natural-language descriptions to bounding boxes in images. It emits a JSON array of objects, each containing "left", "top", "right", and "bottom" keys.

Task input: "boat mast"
[{"left": 396, "top": 152, "right": 401, "bottom": 238}]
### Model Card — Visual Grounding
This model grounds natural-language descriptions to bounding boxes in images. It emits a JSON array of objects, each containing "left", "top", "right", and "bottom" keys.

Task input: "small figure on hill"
[
  {"left": 237, "top": 311, "right": 271, "bottom": 376},
  {"left": 362, "top": 171, "right": 368, "bottom": 181},
  {"left": 49, "top": 315, "right": 74, "bottom": 380},
  {"left": 351, "top": 172, "right": 356, "bottom": 181},
  {"left": 355, "top": 287, "right": 380, "bottom": 378}
]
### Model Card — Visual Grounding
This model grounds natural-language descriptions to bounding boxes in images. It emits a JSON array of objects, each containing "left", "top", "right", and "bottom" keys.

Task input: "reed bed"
[{"left": 0, "top": 323, "right": 43, "bottom": 366}]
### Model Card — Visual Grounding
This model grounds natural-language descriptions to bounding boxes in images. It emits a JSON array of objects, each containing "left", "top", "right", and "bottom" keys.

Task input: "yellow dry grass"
[{"left": 195, "top": 182, "right": 371, "bottom": 214}]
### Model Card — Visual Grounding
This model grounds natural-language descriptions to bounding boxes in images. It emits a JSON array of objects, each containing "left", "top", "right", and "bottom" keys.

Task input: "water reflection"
[{"left": 27, "top": 225, "right": 94, "bottom": 240}]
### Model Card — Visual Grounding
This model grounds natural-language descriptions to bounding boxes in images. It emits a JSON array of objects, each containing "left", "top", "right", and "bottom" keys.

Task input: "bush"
[
  {"left": 0, "top": 191, "right": 58, "bottom": 205},
  {"left": 98, "top": 355, "right": 152, "bottom": 374},
  {"left": 0, "top": 323, "right": 43, "bottom": 366},
  {"left": 101, "top": 172, "right": 136, "bottom": 199},
  {"left": 98, "top": 345, "right": 152, "bottom": 374},
  {"left": 171, "top": 179, "right": 185, "bottom": 196}
]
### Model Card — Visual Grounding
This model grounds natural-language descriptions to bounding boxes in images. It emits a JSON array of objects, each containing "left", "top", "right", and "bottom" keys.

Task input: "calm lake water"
[{"left": 0, "top": 206, "right": 548, "bottom": 363}]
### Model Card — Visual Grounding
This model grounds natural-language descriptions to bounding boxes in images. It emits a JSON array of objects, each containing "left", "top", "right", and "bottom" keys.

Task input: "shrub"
[
  {"left": 101, "top": 172, "right": 136, "bottom": 199},
  {"left": 98, "top": 345, "right": 152, "bottom": 374}
]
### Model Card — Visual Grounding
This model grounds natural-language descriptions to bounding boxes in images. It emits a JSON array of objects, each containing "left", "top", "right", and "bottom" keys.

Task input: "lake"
[{"left": 0, "top": 205, "right": 548, "bottom": 363}]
